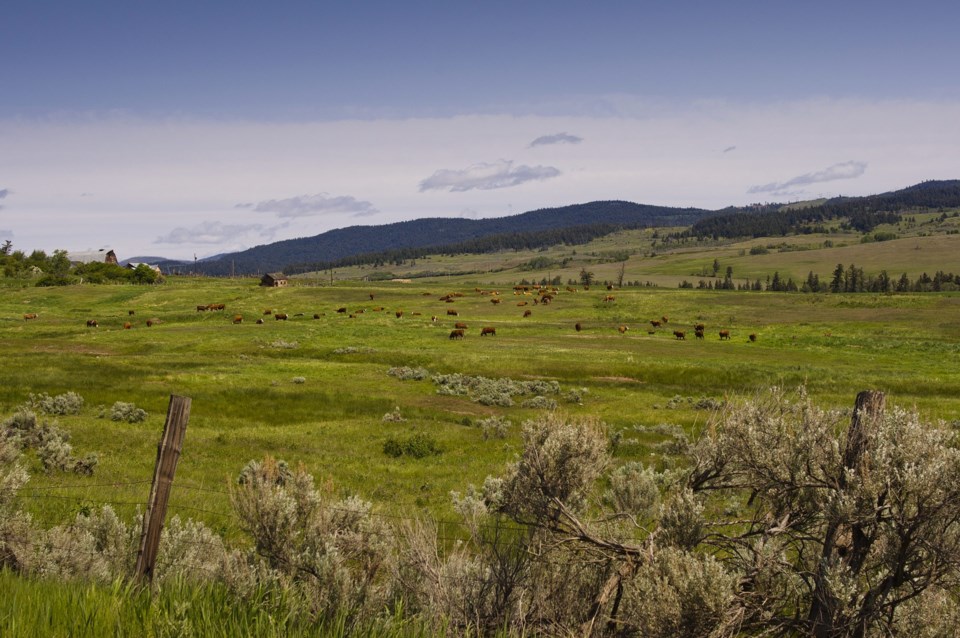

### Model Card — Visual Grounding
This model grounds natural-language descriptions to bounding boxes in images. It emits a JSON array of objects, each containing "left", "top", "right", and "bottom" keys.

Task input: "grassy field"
[{"left": 3, "top": 275, "right": 959, "bottom": 535}]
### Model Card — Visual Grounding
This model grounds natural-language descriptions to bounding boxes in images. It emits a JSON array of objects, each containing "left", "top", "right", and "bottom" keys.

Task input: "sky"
[{"left": 2, "top": 1, "right": 959, "bottom": 261}]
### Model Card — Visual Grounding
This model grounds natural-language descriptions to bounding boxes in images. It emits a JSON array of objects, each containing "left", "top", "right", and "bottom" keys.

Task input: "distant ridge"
[
  {"left": 159, "top": 200, "right": 711, "bottom": 276},
  {"left": 157, "top": 181, "right": 960, "bottom": 276}
]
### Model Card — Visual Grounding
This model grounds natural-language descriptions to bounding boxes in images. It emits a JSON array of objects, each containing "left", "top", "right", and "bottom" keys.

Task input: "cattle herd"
[{"left": 17, "top": 284, "right": 755, "bottom": 344}]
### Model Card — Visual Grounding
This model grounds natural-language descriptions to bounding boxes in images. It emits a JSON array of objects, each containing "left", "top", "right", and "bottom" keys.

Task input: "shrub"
[
  {"left": 381, "top": 407, "right": 405, "bottom": 423},
  {"left": 291, "top": 376, "right": 306, "bottom": 384},
  {"left": 387, "top": 366, "right": 429, "bottom": 381},
  {"left": 110, "top": 402, "right": 147, "bottom": 423},
  {"left": 27, "top": 392, "right": 84, "bottom": 416},
  {"left": 520, "top": 396, "right": 557, "bottom": 410},
  {"left": 477, "top": 416, "right": 511, "bottom": 440},
  {"left": 382, "top": 433, "right": 441, "bottom": 458}
]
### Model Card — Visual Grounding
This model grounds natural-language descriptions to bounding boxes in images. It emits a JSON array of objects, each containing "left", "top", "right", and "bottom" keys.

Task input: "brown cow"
[
  {"left": 123, "top": 322, "right": 132, "bottom": 329},
  {"left": 275, "top": 313, "right": 288, "bottom": 320},
  {"left": 128, "top": 310, "right": 136, "bottom": 316},
  {"left": 146, "top": 319, "right": 156, "bottom": 327},
  {"left": 749, "top": 333, "right": 757, "bottom": 342},
  {"left": 673, "top": 330, "right": 686, "bottom": 340},
  {"left": 650, "top": 320, "right": 661, "bottom": 328},
  {"left": 695, "top": 329, "right": 704, "bottom": 340},
  {"left": 661, "top": 316, "right": 669, "bottom": 324},
  {"left": 369, "top": 293, "right": 375, "bottom": 300},
  {"left": 719, "top": 330, "right": 731, "bottom": 340},
  {"left": 618, "top": 324, "right": 629, "bottom": 334},
  {"left": 607, "top": 284, "right": 614, "bottom": 290},
  {"left": 517, "top": 301, "right": 528, "bottom": 306},
  {"left": 603, "top": 295, "right": 615, "bottom": 303},
  {"left": 523, "top": 309, "right": 532, "bottom": 318},
  {"left": 490, "top": 298, "right": 501, "bottom": 305},
  {"left": 395, "top": 310, "right": 404, "bottom": 318},
  {"left": 337, "top": 307, "right": 347, "bottom": 313},
  {"left": 575, "top": 322, "right": 583, "bottom": 332},
  {"left": 86, "top": 319, "right": 98, "bottom": 327},
  {"left": 23, "top": 313, "right": 38, "bottom": 320},
  {"left": 431, "top": 316, "right": 438, "bottom": 322},
  {"left": 694, "top": 323, "right": 705, "bottom": 332},
  {"left": 455, "top": 322, "right": 468, "bottom": 330},
  {"left": 314, "top": 314, "right": 321, "bottom": 319},
  {"left": 256, "top": 318, "right": 264, "bottom": 324},
  {"left": 233, "top": 315, "right": 243, "bottom": 324},
  {"left": 446, "top": 309, "right": 459, "bottom": 316},
  {"left": 449, "top": 329, "right": 465, "bottom": 340},
  {"left": 480, "top": 326, "right": 496, "bottom": 336},
  {"left": 263, "top": 309, "right": 272, "bottom": 315},
  {"left": 196, "top": 305, "right": 208, "bottom": 312}
]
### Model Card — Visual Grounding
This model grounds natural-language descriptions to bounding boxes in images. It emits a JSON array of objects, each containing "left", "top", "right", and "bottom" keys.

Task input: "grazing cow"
[
  {"left": 661, "top": 316, "right": 669, "bottom": 324},
  {"left": 719, "top": 330, "right": 731, "bottom": 340},
  {"left": 449, "top": 329, "right": 465, "bottom": 340},
  {"left": 603, "top": 295, "right": 616, "bottom": 303},
  {"left": 695, "top": 329, "right": 704, "bottom": 340},
  {"left": 694, "top": 323, "right": 705, "bottom": 332},
  {"left": 431, "top": 316, "right": 438, "bottom": 322},
  {"left": 233, "top": 315, "right": 243, "bottom": 324},
  {"left": 749, "top": 333, "right": 757, "bottom": 342},
  {"left": 123, "top": 322, "right": 132, "bottom": 329},
  {"left": 196, "top": 305, "right": 208, "bottom": 312},
  {"left": 23, "top": 313, "right": 38, "bottom": 320},
  {"left": 618, "top": 324, "right": 629, "bottom": 334},
  {"left": 86, "top": 319, "right": 98, "bottom": 327},
  {"left": 455, "top": 322, "right": 468, "bottom": 330},
  {"left": 372, "top": 306, "right": 384, "bottom": 312},
  {"left": 275, "top": 313, "right": 288, "bottom": 321},
  {"left": 447, "top": 309, "right": 459, "bottom": 316},
  {"left": 263, "top": 309, "right": 272, "bottom": 315},
  {"left": 396, "top": 310, "right": 404, "bottom": 318},
  {"left": 650, "top": 320, "right": 661, "bottom": 328},
  {"left": 575, "top": 322, "right": 583, "bottom": 332},
  {"left": 480, "top": 326, "right": 496, "bottom": 336},
  {"left": 490, "top": 298, "right": 501, "bottom": 305},
  {"left": 541, "top": 296, "right": 552, "bottom": 305},
  {"left": 566, "top": 286, "right": 577, "bottom": 293},
  {"left": 533, "top": 297, "right": 540, "bottom": 305},
  {"left": 146, "top": 319, "right": 156, "bottom": 327},
  {"left": 337, "top": 307, "right": 347, "bottom": 313},
  {"left": 523, "top": 309, "right": 532, "bottom": 318},
  {"left": 128, "top": 310, "right": 136, "bottom": 316},
  {"left": 517, "top": 301, "right": 528, "bottom": 306},
  {"left": 369, "top": 293, "right": 375, "bottom": 300},
  {"left": 673, "top": 330, "right": 686, "bottom": 340},
  {"left": 314, "top": 314, "right": 321, "bottom": 319},
  {"left": 607, "top": 284, "right": 614, "bottom": 290},
  {"left": 210, "top": 303, "right": 225, "bottom": 311}
]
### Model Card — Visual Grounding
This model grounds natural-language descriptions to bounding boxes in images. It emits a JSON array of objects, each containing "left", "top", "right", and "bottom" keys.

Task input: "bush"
[
  {"left": 109, "top": 402, "right": 147, "bottom": 423},
  {"left": 291, "top": 376, "right": 306, "bottom": 384},
  {"left": 477, "top": 416, "right": 511, "bottom": 440},
  {"left": 520, "top": 396, "right": 557, "bottom": 410},
  {"left": 27, "top": 392, "right": 84, "bottom": 416},
  {"left": 387, "top": 366, "right": 429, "bottom": 381},
  {"left": 382, "top": 433, "right": 441, "bottom": 458},
  {"left": 381, "top": 407, "right": 405, "bottom": 423}
]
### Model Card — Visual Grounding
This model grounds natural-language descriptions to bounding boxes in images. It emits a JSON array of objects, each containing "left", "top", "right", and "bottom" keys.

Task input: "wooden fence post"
[{"left": 135, "top": 395, "right": 191, "bottom": 584}]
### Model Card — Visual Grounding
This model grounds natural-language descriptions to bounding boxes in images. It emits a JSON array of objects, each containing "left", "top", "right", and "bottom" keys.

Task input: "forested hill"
[
  {"left": 159, "top": 201, "right": 711, "bottom": 276},
  {"left": 684, "top": 180, "right": 960, "bottom": 239}
]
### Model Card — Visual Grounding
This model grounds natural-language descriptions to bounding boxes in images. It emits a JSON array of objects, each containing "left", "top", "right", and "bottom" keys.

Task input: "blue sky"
[{"left": 2, "top": 1, "right": 959, "bottom": 259}]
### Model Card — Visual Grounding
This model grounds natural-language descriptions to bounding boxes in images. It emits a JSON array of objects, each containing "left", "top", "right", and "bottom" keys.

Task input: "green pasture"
[{"left": 2, "top": 277, "right": 960, "bottom": 532}]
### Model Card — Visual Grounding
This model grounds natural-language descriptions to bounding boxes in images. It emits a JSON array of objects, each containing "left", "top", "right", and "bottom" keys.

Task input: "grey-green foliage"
[
  {"left": 1, "top": 410, "right": 98, "bottom": 475},
  {"left": 432, "top": 373, "right": 560, "bottom": 407},
  {"left": 230, "top": 456, "right": 393, "bottom": 628},
  {"left": 476, "top": 416, "right": 510, "bottom": 440},
  {"left": 520, "top": 395, "right": 557, "bottom": 410},
  {"left": 27, "top": 392, "right": 84, "bottom": 416},
  {"left": 109, "top": 402, "right": 147, "bottom": 423},
  {"left": 387, "top": 366, "right": 429, "bottom": 381}
]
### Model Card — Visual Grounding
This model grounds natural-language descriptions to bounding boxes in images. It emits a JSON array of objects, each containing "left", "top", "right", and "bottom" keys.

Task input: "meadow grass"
[{"left": 3, "top": 277, "right": 959, "bottom": 532}]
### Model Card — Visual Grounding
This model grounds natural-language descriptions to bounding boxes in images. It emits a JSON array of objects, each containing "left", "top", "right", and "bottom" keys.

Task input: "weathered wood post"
[
  {"left": 135, "top": 395, "right": 191, "bottom": 584},
  {"left": 808, "top": 390, "right": 885, "bottom": 638}
]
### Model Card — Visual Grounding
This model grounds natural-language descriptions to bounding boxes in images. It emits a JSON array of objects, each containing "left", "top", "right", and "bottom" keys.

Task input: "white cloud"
[
  {"left": 155, "top": 220, "right": 271, "bottom": 245},
  {"left": 419, "top": 160, "right": 561, "bottom": 192},
  {"left": 530, "top": 132, "right": 583, "bottom": 147},
  {"left": 251, "top": 194, "right": 378, "bottom": 218},
  {"left": 748, "top": 160, "right": 868, "bottom": 195}
]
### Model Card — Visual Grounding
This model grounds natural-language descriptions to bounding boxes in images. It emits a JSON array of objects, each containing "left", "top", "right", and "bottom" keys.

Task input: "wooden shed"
[{"left": 260, "top": 272, "right": 288, "bottom": 287}]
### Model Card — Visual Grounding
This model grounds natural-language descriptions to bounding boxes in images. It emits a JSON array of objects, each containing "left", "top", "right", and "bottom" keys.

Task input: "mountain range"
[{"left": 152, "top": 180, "right": 960, "bottom": 276}]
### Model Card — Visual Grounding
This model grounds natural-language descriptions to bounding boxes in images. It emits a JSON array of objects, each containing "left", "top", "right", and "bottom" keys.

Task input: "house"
[
  {"left": 68, "top": 248, "right": 118, "bottom": 265},
  {"left": 126, "top": 262, "right": 163, "bottom": 276},
  {"left": 260, "top": 272, "right": 288, "bottom": 287}
]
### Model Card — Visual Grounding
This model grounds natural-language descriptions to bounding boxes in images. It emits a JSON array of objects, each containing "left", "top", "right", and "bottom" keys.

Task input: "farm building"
[
  {"left": 125, "top": 262, "right": 163, "bottom": 276},
  {"left": 260, "top": 272, "right": 288, "bottom": 287},
  {"left": 68, "top": 248, "right": 118, "bottom": 265}
]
